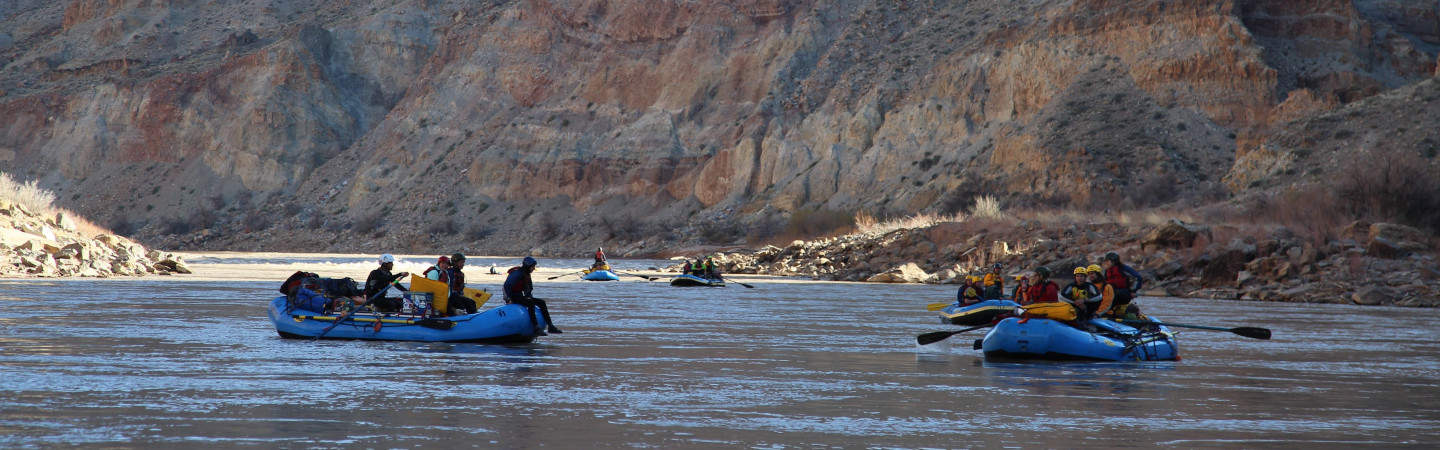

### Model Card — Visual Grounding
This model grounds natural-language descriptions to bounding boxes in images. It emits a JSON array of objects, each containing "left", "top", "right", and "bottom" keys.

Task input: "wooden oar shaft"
[{"left": 294, "top": 315, "right": 439, "bottom": 325}]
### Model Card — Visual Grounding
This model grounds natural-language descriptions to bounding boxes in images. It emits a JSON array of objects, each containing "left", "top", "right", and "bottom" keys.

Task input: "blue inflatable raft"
[
  {"left": 582, "top": 269, "right": 621, "bottom": 281},
  {"left": 980, "top": 317, "right": 1178, "bottom": 361},
  {"left": 938, "top": 299, "right": 1020, "bottom": 326},
  {"left": 671, "top": 274, "right": 725, "bottom": 287},
  {"left": 267, "top": 297, "right": 547, "bottom": 343}
]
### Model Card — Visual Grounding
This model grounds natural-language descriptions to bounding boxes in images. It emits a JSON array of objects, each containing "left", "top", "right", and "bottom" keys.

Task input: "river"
[{"left": 1, "top": 253, "right": 1437, "bottom": 448}]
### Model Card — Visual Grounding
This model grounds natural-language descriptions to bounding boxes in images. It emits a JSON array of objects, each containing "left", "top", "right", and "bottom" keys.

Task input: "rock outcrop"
[
  {"left": 706, "top": 218, "right": 1440, "bottom": 307},
  {"left": 0, "top": 1, "right": 1435, "bottom": 254},
  {"left": 0, "top": 199, "right": 187, "bottom": 278}
]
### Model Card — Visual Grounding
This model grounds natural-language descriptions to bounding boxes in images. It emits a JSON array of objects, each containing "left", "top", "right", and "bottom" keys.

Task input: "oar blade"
[
  {"left": 916, "top": 331, "right": 957, "bottom": 346},
  {"left": 1231, "top": 326, "right": 1272, "bottom": 340},
  {"left": 926, "top": 303, "right": 950, "bottom": 311}
]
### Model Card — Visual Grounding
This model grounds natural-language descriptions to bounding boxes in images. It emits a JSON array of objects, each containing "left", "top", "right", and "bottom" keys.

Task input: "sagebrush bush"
[
  {"left": 0, "top": 172, "right": 56, "bottom": 212},
  {"left": 1335, "top": 147, "right": 1440, "bottom": 233}
]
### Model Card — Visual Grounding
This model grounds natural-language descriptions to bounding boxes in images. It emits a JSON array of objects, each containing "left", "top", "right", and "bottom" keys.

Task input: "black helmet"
[
  {"left": 451, "top": 253, "right": 466, "bottom": 262},
  {"left": 992, "top": 263, "right": 1003, "bottom": 269},
  {"left": 1105, "top": 252, "right": 1120, "bottom": 263},
  {"left": 1036, "top": 266, "right": 1051, "bottom": 278}
]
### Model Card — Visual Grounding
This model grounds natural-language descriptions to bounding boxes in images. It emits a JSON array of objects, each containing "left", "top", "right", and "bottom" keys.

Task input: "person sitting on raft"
[
  {"left": 704, "top": 257, "right": 720, "bottom": 279},
  {"left": 1062, "top": 266, "right": 1101, "bottom": 317},
  {"left": 957, "top": 276, "right": 983, "bottom": 305},
  {"left": 444, "top": 253, "right": 478, "bottom": 316},
  {"left": 594, "top": 247, "right": 607, "bottom": 267},
  {"left": 982, "top": 263, "right": 1004, "bottom": 300},
  {"left": 363, "top": 254, "right": 407, "bottom": 313},
  {"left": 1100, "top": 252, "right": 1145, "bottom": 320},
  {"left": 692, "top": 258, "right": 707, "bottom": 277},
  {"left": 504, "top": 257, "right": 563, "bottom": 334},
  {"left": 423, "top": 255, "right": 450, "bottom": 282},
  {"left": 1024, "top": 267, "right": 1060, "bottom": 305},
  {"left": 680, "top": 260, "right": 693, "bottom": 275},
  {"left": 1012, "top": 274, "right": 1031, "bottom": 304}
]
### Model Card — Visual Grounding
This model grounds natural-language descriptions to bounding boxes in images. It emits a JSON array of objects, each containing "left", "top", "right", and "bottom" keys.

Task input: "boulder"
[
  {"left": 1351, "top": 286, "right": 1397, "bottom": 306},
  {"left": 1143, "top": 220, "right": 1208, "bottom": 250},
  {"left": 1367, "top": 237, "right": 1407, "bottom": 259},
  {"left": 40, "top": 225, "right": 56, "bottom": 241},
  {"left": 54, "top": 212, "right": 77, "bottom": 231},
  {"left": 865, "top": 262, "right": 930, "bottom": 283},
  {"left": 1236, "top": 270, "right": 1254, "bottom": 288},
  {"left": 1201, "top": 247, "right": 1251, "bottom": 286},
  {"left": 1369, "top": 223, "right": 1429, "bottom": 245}
]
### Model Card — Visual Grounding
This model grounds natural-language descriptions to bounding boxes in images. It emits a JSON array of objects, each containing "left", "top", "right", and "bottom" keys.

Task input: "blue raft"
[
  {"left": 582, "top": 270, "right": 621, "bottom": 281},
  {"left": 267, "top": 297, "right": 547, "bottom": 343},
  {"left": 938, "top": 299, "right": 1020, "bottom": 326},
  {"left": 980, "top": 317, "right": 1178, "bottom": 361},
  {"left": 671, "top": 274, "right": 725, "bottom": 287}
]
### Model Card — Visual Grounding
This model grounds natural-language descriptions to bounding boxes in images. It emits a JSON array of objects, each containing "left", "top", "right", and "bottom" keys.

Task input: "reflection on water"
[{"left": 1, "top": 256, "right": 1438, "bottom": 447}]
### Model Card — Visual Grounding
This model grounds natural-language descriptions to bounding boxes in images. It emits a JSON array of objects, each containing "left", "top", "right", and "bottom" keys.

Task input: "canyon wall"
[{"left": 1, "top": 0, "right": 1436, "bottom": 254}]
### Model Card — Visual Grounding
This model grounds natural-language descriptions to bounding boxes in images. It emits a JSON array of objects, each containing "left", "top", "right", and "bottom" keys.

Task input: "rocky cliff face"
[{"left": 1, "top": 0, "right": 1437, "bottom": 255}]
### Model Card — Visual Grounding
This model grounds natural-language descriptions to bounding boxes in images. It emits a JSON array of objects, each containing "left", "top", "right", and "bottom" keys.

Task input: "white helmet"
[{"left": 379, "top": 254, "right": 395, "bottom": 264}]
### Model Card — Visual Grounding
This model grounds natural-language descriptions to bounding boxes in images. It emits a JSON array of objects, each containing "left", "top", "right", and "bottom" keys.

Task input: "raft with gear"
[
  {"left": 268, "top": 297, "right": 549, "bottom": 343},
  {"left": 977, "top": 316, "right": 1178, "bottom": 361},
  {"left": 581, "top": 269, "right": 620, "bottom": 281},
  {"left": 938, "top": 299, "right": 1021, "bottom": 326},
  {"left": 670, "top": 274, "right": 725, "bottom": 287}
]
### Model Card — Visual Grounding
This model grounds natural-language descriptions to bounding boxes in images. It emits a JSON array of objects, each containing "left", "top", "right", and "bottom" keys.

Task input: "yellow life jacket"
[
  {"left": 1021, "top": 302, "right": 1078, "bottom": 321},
  {"left": 983, "top": 273, "right": 1000, "bottom": 287}
]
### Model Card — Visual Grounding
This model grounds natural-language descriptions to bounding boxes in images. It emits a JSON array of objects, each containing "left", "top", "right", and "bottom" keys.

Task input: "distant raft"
[
  {"left": 670, "top": 274, "right": 725, "bottom": 287},
  {"left": 937, "top": 299, "right": 1020, "bottom": 326},
  {"left": 581, "top": 269, "right": 621, "bottom": 281},
  {"left": 979, "top": 317, "right": 1178, "bottom": 361},
  {"left": 267, "top": 297, "right": 547, "bottom": 343}
]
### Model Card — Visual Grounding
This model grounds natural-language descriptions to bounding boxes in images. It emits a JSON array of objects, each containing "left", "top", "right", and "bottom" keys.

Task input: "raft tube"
[
  {"left": 582, "top": 270, "right": 621, "bottom": 281},
  {"left": 671, "top": 274, "right": 725, "bottom": 287},
  {"left": 267, "top": 297, "right": 547, "bottom": 343},
  {"left": 980, "top": 317, "right": 1178, "bottom": 361},
  {"left": 938, "top": 299, "right": 1021, "bottom": 326}
]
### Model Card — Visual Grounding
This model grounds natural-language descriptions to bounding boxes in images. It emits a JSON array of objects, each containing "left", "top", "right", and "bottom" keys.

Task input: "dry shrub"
[
  {"left": 856, "top": 211, "right": 967, "bottom": 236},
  {"left": 242, "top": 214, "right": 271, "bottom": 233},
  {"left": 427, "top": 218, "right": 458, "bottom": 235},
  {"left": 352, "top": 212, "right": 383, "bottom": 236},
  {"left": 783, "top": 208, "right": 854, "bottom": 238},
  {"left": 1335, "top": 147, "right": 1440, "bottom": 233},
  {"left": 0, "top": 172, "right": 56, "bottom": 212},
  {"left": 970, "top": 195, "right": 1006, "bottom": 220}
]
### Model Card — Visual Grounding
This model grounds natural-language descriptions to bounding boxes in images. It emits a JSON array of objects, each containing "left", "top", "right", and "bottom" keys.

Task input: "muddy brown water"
[{"left": 1, "top": 254, "right": 1437, "bottom": 448}]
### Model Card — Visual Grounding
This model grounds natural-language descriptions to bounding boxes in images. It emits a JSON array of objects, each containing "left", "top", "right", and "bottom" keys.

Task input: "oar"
[
  {"left": 926, "top": 302, "right": 954, "bottom": 311},
  {"left": 295, "top": 314, "right": 455, "bottom": 330},
  {"left": 614, "top": 270, "right": 658, "bottom": 281},
  {"left": 916, "top": 323, "right": 993, "bottom": 346},
  {"left": 720, "top": 278, "right": 754, "bottom": 288},
  {"left": 1123, "top": 320, "right": 1272, "bottom": 340},
  {"left": 547, "top": 270, "right": 585, "bottom": 280},
  {"left": 314, "top": 274, "right": 409, "bottom": 339}
]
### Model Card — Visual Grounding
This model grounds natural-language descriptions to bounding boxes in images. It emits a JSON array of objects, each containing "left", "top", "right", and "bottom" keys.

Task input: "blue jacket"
[{"left": 503, "top": 267, "right": 533, "bottom": 301}]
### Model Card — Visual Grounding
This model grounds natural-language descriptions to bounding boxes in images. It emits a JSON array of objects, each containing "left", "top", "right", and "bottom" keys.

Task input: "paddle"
[
  {"left": 314, "top": 273, "right": 408, "bottom": 339},
  {"left": 916, "top": 323, "right": 993, "bottom": 346},
  {"left": 727, "top": 279, "right": 755, "bottom": 289},
  {"left": 614, "top": 270, "right": 658, "bottom": 281},
  {"left": 295, "top": 314, "right": 456, "bottom": 330},
  {"left": 548, "top": 270, "right": 585, "bottom": 280},
  {"left": 1123, "top": 320, "right": 1272, "bottom": 340},
  {"left": 926, "top": 302, "right": 954, "bottom": 311}
]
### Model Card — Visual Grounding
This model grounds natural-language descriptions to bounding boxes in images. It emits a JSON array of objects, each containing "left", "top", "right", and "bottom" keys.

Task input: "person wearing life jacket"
[
  {"left": 364, "top": 254, "right": 407, "bottom": 313},
  {"left": 704, "top": 257, "right": 719, "bottom": 279},
  {"left": 681, "top": 260, "right": 693, "bottom": 275},
  {"left": 1101, "top": 252, "right": 1144, "bottom": 319},
  {"left": 443, "top": 253, "right": 477, "bottom": 315},
  {"left": 1024, "top": 267, "right": 1060, "bottom": 304},
  {"left": 1062, "top": 266, "right": 1101, "bottom": 317},
  {"left": 423, "top": 255, "right": 451, "bottom": 282},
  {"left": 592, "top": 247, "right": 609, "bottom": 270},
  {"left": 981, "top": 263, "right": 1004, "bottom": 300},
  {"left": 1011, "top": 275, "right": 1031, "bottom": 304},
  {"left": 504, "top": 256, "right": 562, "bottom": 334},
  {"left": 957, "top": 276, "right": 983, "bottom": 305}
]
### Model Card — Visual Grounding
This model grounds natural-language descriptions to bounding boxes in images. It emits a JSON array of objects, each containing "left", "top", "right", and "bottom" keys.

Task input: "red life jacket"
[
  {"left": 1105, "top": 265, "right": 1130, "bottom": 290},
  {"left": 1026, "top": 281, "right": 1059, "bottom": 303}
]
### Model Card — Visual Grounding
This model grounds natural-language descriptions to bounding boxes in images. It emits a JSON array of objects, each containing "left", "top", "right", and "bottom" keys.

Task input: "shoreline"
[{"left": 706, "top": 218, "right": 1440, "bottom": 308}]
